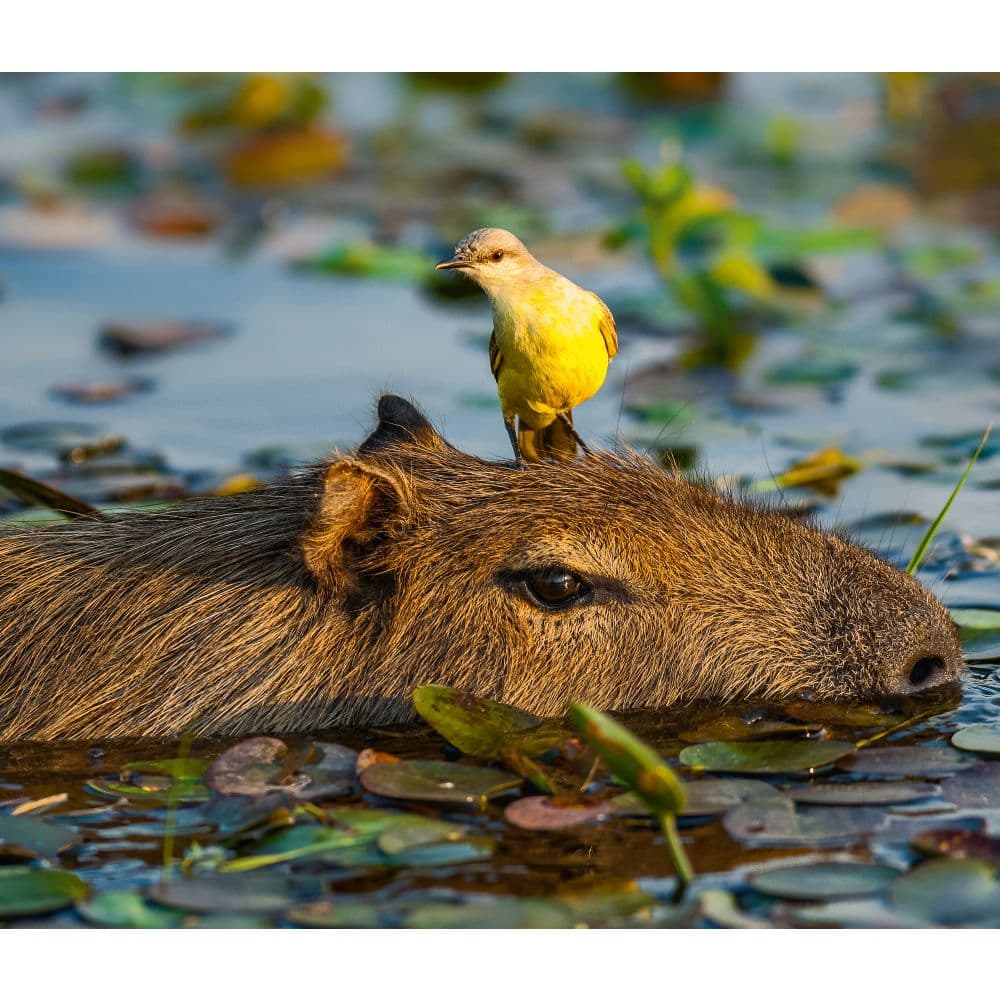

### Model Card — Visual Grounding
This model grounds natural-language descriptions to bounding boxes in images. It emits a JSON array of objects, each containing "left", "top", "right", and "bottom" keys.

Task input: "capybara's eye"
[
  {"left": 491, "top": 249, "right": 504, "bottom": 262},
  {"left": 524, "top": 569, "right": 589, "bottom": 609}
]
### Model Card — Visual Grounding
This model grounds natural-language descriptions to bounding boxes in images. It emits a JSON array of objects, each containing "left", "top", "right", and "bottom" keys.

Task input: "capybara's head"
[{"left": 302, "top": 396, "right": 964, "bottom": 715}]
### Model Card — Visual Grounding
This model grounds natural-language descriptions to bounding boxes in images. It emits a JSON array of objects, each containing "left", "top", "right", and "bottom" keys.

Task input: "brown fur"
[{"left": 0, "top": 396, "right": 963, "bottom": 740}]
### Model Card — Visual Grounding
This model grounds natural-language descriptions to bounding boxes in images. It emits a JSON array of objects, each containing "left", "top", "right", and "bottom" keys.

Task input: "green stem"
[{"left": 659, "top": 813, "right": 694, "bottom": 898}]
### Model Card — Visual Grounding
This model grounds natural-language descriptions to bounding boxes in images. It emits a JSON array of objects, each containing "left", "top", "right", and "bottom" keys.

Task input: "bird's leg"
[
  {"left": 504, "top": 415, "right": 523, "bottom": 465},
  {"left": 557, "top": 412, "right": 592, "bottom": 455}
]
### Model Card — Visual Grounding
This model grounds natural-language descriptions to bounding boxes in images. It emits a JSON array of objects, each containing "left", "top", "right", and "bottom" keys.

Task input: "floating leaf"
[
  {"left": 86, "top": 777, "right": 209, "bottom": 804},
  {"left": 614, "top": 778, "right": 785, "bottom": 818},
  {"left": 787, "top": 781, "right": 940, "bottom": 806},
  {"left": 680, "top": 739, "right": 855, "bottom": 775},
  {"left": 97, "top": 320, "right": 229, "bottom": 358},
  {"left": 404, "top": 898, "right": 574, "bottom": 929},
  {"left": 411, "top": 684, "right": 564, "bottom": 759},
  {"left": 376, "top": 815, "right": 472, "bottom": 855},
  {"left": 78, "top": 891, "right": 187, "bottom": 928},
  {"left": 698, "top": 890, "right": 771, "bottom": 929},
  {"left": 950, "top": 609, "right": 1000, "bottom": 631},
  {"left": 125, "top": 758, "right": 210, "bottom": 781},
  {"left": 50, "top": 377, "right": 155, "bottom": 405},
  {"left": 837, "top": 745, "right": 972, "bottom": 779},
  {"left": 359, "top": 761, "right": 521, "bottom": 806},
  {"left": 286, "top": 900, "right": 390, "bottom": 929},
  {"left": 951, "top": 724, "right": 1000, "bottom": 755},
  {"left": 749, "top": 862, "right": 900, "bottom": 900},
  {"left": 889, "top": 859, "right": 1000, "bottom": 926},
  {"left": 680, "top": 714, "right": 820, "bottom": 743},
  {"left": 0, "top": 867, "right": 89, "bottom": 917},
  {"left": 504, "top": 796, "right": 612, "bottom": 831},
  {"left": 940, "top": 761, "right": 1000, "bottom": 809},
  {"left": 147, "top": 873, "right": 304, "bottom": 913},
  {"left": 750, "top": 447, "right": 862, "bottom": 496},
  {"left": 205, "top": 739, "right": 290, "bottom": 796},
  {"left": 297, "top": 242, "right": 432, "bottom": 280},
  {"left": 911, "top": 827, "right": 1000, "bottom": 866},
  {"left": 225, "top": 128, "right": 347, "bottom": 188},
  {"left": 724, "top": 799, "right": 888, "bottom": 846},
  {"left": 0, "top": 814, "right": 78, "bottom": 859},
  {"left": 765, "top": 359, "right": 859, "bottom": 387}
]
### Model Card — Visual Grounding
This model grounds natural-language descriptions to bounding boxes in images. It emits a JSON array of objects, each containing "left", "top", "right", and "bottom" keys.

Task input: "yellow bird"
[{"left": 436, "top": 228, "right": 618, "bottom": 463}]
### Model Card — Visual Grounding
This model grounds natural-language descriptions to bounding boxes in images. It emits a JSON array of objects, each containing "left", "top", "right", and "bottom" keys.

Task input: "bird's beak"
[{"left": 435, "top": 256, "right": 469, "bottom": 270}]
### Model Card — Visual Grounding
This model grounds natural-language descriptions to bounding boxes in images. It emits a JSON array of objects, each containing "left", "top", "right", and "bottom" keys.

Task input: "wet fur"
[{"left": 0, "top": 398, "right": 962, "bottom": 739}]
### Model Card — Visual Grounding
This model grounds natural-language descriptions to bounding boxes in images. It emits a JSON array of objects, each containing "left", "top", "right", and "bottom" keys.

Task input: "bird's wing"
[
  {"left": 588, "top": 291, "right": 618, "bottom": 360},
  {"left": 488, "top": 329, "right": 503, "bottom": 381}
]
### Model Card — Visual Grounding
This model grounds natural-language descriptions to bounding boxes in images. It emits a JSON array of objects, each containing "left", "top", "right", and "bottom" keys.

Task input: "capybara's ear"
[
  {"left": 359, "top": 394, "right": 452, "bottom": 454},
  {"left": 301, "top": 459, "right": 412, "bottom": 591}
]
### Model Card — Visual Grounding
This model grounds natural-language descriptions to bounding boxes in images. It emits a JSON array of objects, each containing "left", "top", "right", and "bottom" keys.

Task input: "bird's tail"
[{"left": 517, "top": 413, "right": 579, "bottom": 462}]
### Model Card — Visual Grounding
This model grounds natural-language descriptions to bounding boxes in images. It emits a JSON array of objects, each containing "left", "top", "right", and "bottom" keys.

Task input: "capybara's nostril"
[{"left": 908, "top": 654, "right": 947, "bottom": 689}]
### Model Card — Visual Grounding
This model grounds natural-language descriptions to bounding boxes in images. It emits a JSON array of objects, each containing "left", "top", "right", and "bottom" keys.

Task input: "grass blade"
[
  {"left": 906, "top": 425, "right": 991, "bottom": 576},
  {"left": 0, "top": 468, "right": 105, "bottom": 520}
]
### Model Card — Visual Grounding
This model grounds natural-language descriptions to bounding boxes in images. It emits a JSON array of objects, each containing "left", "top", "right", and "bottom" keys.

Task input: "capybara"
[{"left": 0, "top": 395, "right": 963, "bottom": 740}]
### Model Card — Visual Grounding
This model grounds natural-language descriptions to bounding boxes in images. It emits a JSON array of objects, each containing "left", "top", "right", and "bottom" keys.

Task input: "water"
[{"left": 1, "top": 72, "right": 999, "bottom": 928}]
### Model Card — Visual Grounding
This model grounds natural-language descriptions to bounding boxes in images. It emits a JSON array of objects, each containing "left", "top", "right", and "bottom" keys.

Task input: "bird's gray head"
[{"left": 435, "top": 228, "right": 543, "bottom": 290}]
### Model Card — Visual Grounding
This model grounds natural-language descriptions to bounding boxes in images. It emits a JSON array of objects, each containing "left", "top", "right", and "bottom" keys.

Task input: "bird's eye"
[
  {"left": 491, "top": 249, "right": 504, "bottom": 262},
  {"left": 523, "top": 568, "right": 589, "bottom": 610}
]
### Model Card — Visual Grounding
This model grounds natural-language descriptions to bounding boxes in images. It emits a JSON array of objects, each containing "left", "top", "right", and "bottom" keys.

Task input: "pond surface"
[{"left": 1, "top": 72, "right": 999, "bottom": 927}]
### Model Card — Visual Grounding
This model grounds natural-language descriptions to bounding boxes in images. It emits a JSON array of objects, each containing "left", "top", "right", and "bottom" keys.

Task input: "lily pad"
[
  {"left": 614, "top": 778, "right": 785, "bottom": 818},
  {"left": 787, "top": 781, "right": 940, "bottom": 806},
  {"left": 951, "top": 724, "right": 1000, "bottom": 755},
  {"left": 85, "top": 776, "right": 210, "bottom": 804},
  {"left": 940, "top": 761, "right": 1000, "bottom": 808},
  {"left": 359, "top": 760, "right": 521, "bottom": 806},
  {"left": 504, "top": 796, "right": 612, "bottom": 831},
  {"left": 911, "top": 827, "right": 1000, "bottom": 866},
  {"left": 950, "top": 608, "right": 1000, "bottom": 631},
  {"left": 78, "top": 891, "right": 187, "bottom": 928},
  {"left": 147, "top": 873, "right": 305, "bottom": 913},
  {"left": 835, "top": 745, "right": 972, "bottom": 778},
  {"left": 286, "top": 900, "right": 391, "bottom": 929},
  {"left": 0, "top": 814, "right": 78, "bottom": 859},
  {"left": 679, "top": 739, "right": 855, "bottom": 775},
  {"left": 724, "top": 799, "right": 888, "bottom": 847},
  {"left": 749, "top": 862, "right": 900, "bottom": 900},
  {"left": 0, "top": 867, "right": 89, "bottom": 917},
  {"left": 403, "top": 898, "right": 574, "bottom": 929},
  {"left": 411, "top": 684, "right": 564, "bottom": 759},
  {"left": 889, "top": 859, "right": 1000, "bottom": 926},
  {"left": 698, "top": 890, "right": 771, "bottom": 929}
]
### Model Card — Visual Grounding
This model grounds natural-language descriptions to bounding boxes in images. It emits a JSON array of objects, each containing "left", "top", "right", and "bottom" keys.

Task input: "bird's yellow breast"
[{"left": 492, "top": 275, "right": 611, "bottom": 427}]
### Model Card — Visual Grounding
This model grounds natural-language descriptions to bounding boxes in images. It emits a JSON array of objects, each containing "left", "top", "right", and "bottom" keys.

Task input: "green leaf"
[
  {"left": 724, "top": 799, "right": 888, "bottom": 846},
  {"left": 950, "top": 608, "right": 1000, "bottom": 631},
  {"left": 951, "top": 724, "right": 1000, "bottom": 755},
  {"left": 411, "top": 684, "right": 563, "bottom": 759},
  {"left": 907, "top": 425, "right": 991, "bottom": 575},
  {"left": 889, "top": 859, "right": 1000, "bottom": 925},
  {"left": 0, "top": 867, "right": 89, "bottom": 917},
  {"left": 0, "top": 814, "right": 78, "bottom": 859},
  {"left": 404, "top": 898, "right": 574, "bottom": 929},
  {"left": 679, "top": 739, "right": 855, "bottom": 775},
  {"left": 749, "top": 862, "right": 900, "bottom": 900},
  {"left": 359, "top": 760, "right": 521, "bottom": 806},
  {"left": 568, "top": 702, "right": 685, "bottom": 816},
  {"left": 78, "top": 891, "right": 187, "bottom": 928}
]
